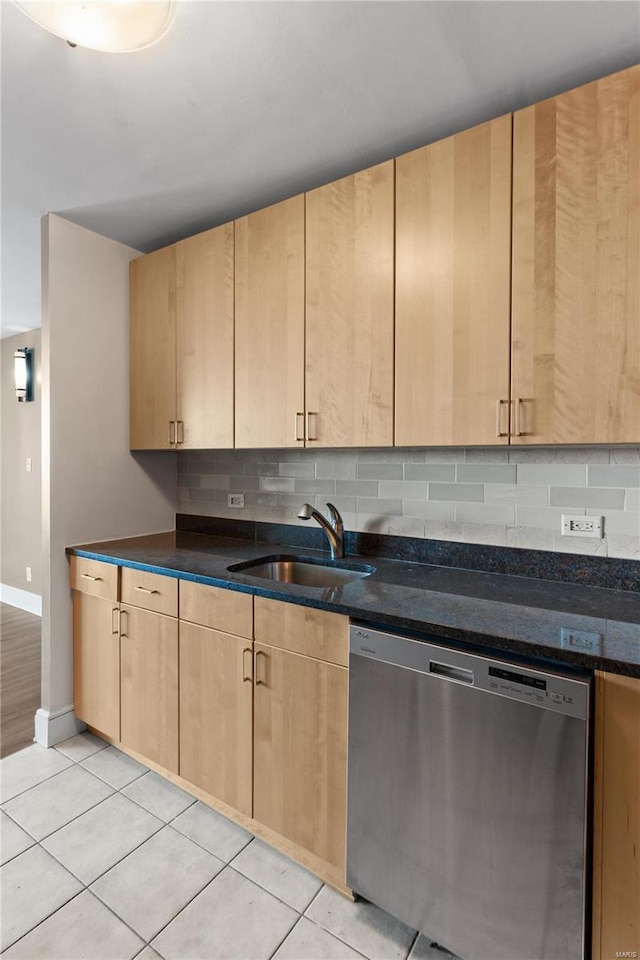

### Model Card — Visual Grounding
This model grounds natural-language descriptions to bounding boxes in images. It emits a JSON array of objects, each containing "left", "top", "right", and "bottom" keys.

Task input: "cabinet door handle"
[
  {"left": 176, "top": 420, "right": 184, "bottom": 444},
  {"left": 80, "top": 573, "right": 102, "bottom": 582},
  {"left": 514, "top": 398, "right": 530, "bottom": 437},
  {"left": 111, "top": 607, "right": 119, "bottom": 635},
  {"left": 168, "top": 420, "right": 176, "bottom": 445},
  {"left": 134, "top": 586, "right": 159, "bottom": 595},
  {"left": 307, "top": 411, "right": 319, "bottom": 441},
  {"left": 120, "top": 609, "right": 128, "bottom": 638},
  {"left": 255, "top": 650, "right": 267, "bottom": 685},
  {"left": 242, "top": 647, "right": 253, "bottom": 683},
  {"left": 495, "top": 399, "right": 509, "bottom": 438},
  {"left": 295, "top": 412, "right": 305, "bottom": 442}
]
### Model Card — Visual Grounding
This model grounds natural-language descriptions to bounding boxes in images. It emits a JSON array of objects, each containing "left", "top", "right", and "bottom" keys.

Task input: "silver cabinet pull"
[
  {"left": 111, "top": 607, "right": 119, "bottom": 635},
  {"left": 80, "top": 573, "right": 102, "bottom": 582},
  {"left": 176, "top": 420, "right": 184, "bottom": 444},
  {"left": 295, "top": 412, "right": 305, "bottom": 442},
  {"left": 168, "top": 420, "right": 176, "bottom": 445},
  {"left": 242, "top": 647, "right": 253, "bottom": 683},
  {"left": 307, "top": 411, "right": 319, "bottom": 441},
  {"left": 514, "top": 398, "right": 530, "bottom": 437},
  {"left": 120, "top": 609, "right": 128, "bottom": 638},
  {"left": 134, "top": 586, "right": 159, "bottom": 595},
  {"left": 495, "top": 399, "right": 509, "bottom": 438},
  {"left": 255, "top": 650, "right": 267, "bottom": 685}
]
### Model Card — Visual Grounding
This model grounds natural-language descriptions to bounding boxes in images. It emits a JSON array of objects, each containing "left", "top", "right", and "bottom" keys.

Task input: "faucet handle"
[{"left": 325, "top": 502, "right": 343, "bottom": 533}]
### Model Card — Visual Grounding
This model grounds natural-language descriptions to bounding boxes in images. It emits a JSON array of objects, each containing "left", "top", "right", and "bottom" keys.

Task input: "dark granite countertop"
[{"left": 67, "top": 530, "right": 640, "bottom": 679}]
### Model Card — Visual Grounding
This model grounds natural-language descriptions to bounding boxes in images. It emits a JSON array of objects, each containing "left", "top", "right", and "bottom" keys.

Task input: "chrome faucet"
[{"left": 297, "top": 502, "right": 345, "bottom": 560}]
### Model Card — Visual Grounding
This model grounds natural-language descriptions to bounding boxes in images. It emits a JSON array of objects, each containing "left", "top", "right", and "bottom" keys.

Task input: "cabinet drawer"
[
  {"left": 180, "top": 581, "right": 253, "bottom": 638},
  {"left": 69, "top": 556, "right": 118, "bottom": 601},
  {"left": 254, "top": 596, "right": 348, "bottom": 666},
  {"left": 121, "top": 568, "right": 178, "bottom": 617}
]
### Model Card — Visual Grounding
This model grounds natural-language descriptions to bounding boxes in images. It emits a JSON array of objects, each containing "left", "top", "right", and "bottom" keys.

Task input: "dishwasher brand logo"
[{"left": 615, "top": 953, "right": 638, "bottom": 958}]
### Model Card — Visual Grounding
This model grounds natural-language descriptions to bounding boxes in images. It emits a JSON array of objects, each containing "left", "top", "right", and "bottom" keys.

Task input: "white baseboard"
[
  {"left": 0, "top": 584, "right": 42, "bottom": 616},
  {"left": 34, "top": 706, "right": 85, "bottom": 747}
]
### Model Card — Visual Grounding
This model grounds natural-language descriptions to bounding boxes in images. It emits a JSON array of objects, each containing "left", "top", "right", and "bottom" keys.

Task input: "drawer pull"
[
  {"left": 80, "top": 574, "right": 102, "bottom": 582},
  {"left": 134, "top": 586, "right": 160, "bottom": 595}
]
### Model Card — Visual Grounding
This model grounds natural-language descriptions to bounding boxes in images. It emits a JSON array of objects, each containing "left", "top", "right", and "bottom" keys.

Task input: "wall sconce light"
[{"left": 14, "top": 347, "right": 34, "bottom": 402}]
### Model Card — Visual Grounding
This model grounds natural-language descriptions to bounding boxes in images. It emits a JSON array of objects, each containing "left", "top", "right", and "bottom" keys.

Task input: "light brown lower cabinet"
[
  {"left": 592, "top": 670, "right": 640, "bottom": 960},
  {"left": 253, "top": 641, "right": 348, "bottom": 872},
  {"left": 179, "top": 621, "right": 253, "bottom": 816},
  {"left": 120, "top": 604, "right": 179, "bottom": 773},
  {"left": 73, "top": 592, "right": 120, "bottom": 741}
]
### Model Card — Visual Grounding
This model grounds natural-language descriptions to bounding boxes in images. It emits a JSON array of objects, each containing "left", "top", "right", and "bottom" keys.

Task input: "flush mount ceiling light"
[{"left": 12, "top": 1, "right": 174, "bottom": 53}]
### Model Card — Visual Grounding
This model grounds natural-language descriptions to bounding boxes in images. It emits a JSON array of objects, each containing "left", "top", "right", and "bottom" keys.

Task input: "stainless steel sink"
[{"left": 227, "top": 555, "right": 375, "bottom": 588}]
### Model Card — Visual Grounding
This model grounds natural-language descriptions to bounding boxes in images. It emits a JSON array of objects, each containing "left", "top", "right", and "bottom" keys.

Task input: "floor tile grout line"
[
  {"left": 0, "top": 884, "right": 87, "bottom": 954},
  {"left": 136, "top": 866, "right": 229, "bottom": 949},
  {"left": 7, "top": 781, "right": 119, "bottom": 845},
  {"left": 44, "top": 812, "right": 166, "bottom": 887},
  {"left": 116, "top": 779, "right": 198, "bottom": 825},
  {"left": 263, "top": 907, "right": 301, "bottom": 960},
  {"left": 0, "top": 758, "right": 76, "bottom": 805}
]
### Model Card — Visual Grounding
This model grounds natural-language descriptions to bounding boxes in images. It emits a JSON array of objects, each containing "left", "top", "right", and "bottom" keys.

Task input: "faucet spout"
[{"left": 297, "top": 502, "right": 345, "bottom": 560}]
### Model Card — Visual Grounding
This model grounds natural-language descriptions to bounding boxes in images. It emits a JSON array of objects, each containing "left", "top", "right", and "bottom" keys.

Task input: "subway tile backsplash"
[{"left": 177, "top": 447, "right": 640, "bottom": 560}]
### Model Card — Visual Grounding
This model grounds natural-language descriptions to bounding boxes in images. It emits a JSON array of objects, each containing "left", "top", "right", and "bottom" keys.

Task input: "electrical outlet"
[
  {"left": 26, "top": 457, "right": 32, "bottom": 472},
  {"left": 26, "top": 566, "right": 32, "bottom": 582},
  {"left": 227, "top": 493, "right": 245, "bottom": 508},
  {"left": 561, "top": 514, "right": 604, "bottom": 538},
  {"left": 561, "top": 627, "right": 602, "bottom": 653}
]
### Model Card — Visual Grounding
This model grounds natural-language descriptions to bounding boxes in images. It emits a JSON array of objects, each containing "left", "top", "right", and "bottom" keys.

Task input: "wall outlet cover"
[
  {"left": 227, "top": 493, "right": 245, "bottom": 508},
  {"left": 561, "top": 514, "right": 604, "bottom": 538}
]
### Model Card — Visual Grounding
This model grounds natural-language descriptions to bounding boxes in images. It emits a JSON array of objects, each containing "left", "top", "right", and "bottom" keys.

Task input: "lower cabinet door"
[
  {"left": 120, "top": 604, "right": 178, "bottom": 773},
  {"left": 179, "top": 622, "right": 253, "bottom": 816},
  {"left": 73, "top": 592, "right": 120, "bottom": 740},
  {"left": 593, "top": 671, "right": 640, "bottom": 960},
  {"left": 253, "top": 642, "right": 348, "bottom": 870}
]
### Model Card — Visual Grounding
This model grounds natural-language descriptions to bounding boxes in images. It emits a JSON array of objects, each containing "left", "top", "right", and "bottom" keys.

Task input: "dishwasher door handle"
[{"left": 429, "top": 660, "right": 474, "bottom": 684}]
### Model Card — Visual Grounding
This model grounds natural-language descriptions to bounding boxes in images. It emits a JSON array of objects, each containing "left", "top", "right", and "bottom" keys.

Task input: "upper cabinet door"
[
  {"left": 235, "top": 196, "right": 305, "bottom": 448},
  {"left": 395, "top": 116, "right": 512, "bottom": 446},
  {"left": 176, "top": 224, "right": 234, "bottom": 449},
  {"left": 512, "top": 66, "right": 640, "bottom": 444},
  {"left": 130, "top": 245, "right": 177, "bottom": 450},
  {"left": 305, "top": 162, "right": 394, "bottom": 447}
]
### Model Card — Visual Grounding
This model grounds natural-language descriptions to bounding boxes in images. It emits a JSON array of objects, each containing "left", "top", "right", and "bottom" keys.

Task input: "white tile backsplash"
[{"left": 179, "top": 447, "right": 640, "bottom": 559}]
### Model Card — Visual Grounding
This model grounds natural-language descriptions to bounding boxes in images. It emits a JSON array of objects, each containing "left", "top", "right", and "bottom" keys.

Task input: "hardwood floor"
[{"left": 0, "top": 603, "right": 41, "bottom": 758}]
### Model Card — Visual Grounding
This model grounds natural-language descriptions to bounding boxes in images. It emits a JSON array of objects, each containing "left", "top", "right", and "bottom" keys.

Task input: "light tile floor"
[{"left": 0, "top": 734, "right": 459, "bottom": 960}]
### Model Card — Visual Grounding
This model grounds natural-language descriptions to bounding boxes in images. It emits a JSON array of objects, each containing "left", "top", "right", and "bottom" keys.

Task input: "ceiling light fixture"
[{"left": 12, "top": 1, "right": 174, "bottom": 54}]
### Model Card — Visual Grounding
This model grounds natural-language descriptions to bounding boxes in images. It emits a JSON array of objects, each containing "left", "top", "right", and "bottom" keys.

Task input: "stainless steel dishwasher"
[{"left": 347, "top": 624, "right": 591, "bottom": 960}]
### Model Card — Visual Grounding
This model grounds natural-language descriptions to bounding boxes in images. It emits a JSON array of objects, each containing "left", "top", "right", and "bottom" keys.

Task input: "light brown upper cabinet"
[
  {"left": 176, "top": 224, "right": 234, "bottom": 449},
  {"left": 130, "top": 245, "right": 177, "bottom": 450},
  {"left": 395, "top": 115, "right": 512, "bottom": 446},
  {"left": 235, "top": 196, "right": 305, "bottom": 448},
  {"left": 306, "top": 162, "right": 395, "bottom": 446},
  {"left": 130, "top": 224, "right": 234, "bottom": 450},
  {"left": 511, "top": 65, "right": 640, "bottom": 444}
]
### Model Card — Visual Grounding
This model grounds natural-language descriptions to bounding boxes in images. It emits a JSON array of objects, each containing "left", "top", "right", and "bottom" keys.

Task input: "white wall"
[{"left": 39, "top": 215, "right": 176, "bottom": 746}]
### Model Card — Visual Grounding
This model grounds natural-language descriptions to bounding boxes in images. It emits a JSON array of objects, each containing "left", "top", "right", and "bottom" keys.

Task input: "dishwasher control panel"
[{"left": 350, "top": 626, "right": 590, "bottom": 720}]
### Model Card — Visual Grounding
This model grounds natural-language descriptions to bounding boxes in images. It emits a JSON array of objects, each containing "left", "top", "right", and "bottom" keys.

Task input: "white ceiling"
[{"left": 1, "top": 0, "right": 638, "bottom": 338}]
